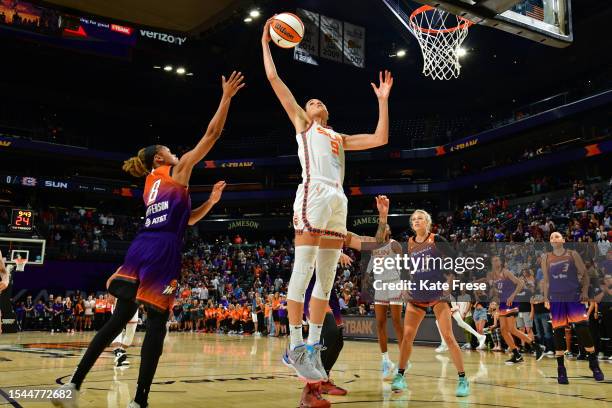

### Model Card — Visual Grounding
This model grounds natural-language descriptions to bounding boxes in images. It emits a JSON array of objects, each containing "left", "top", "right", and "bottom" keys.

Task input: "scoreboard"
[{"left": 10, "top": 209, "right": 34, "bottom": 232}]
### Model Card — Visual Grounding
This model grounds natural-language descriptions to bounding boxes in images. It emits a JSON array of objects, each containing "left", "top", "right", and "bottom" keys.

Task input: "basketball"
[{"left": 269, "top": 13, "right": 304, "bottom": 48}]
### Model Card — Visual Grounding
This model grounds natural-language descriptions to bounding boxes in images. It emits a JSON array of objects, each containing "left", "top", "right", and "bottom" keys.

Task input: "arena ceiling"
[{"left": 41, "top": 0, "right": 247, "bottom": 32}]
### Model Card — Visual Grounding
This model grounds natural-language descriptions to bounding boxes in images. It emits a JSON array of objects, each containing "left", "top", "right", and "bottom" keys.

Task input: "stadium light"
[
  {"left": 163, "top": 65, "right": 173, "bottom": 72},
  {"left": 176, "top": 67, "right": 186, "bottom": 75},
  {"left": 457, "top": 47, "right": 467, "bottom": 57},
  {"left": 244, "top": 17, "right": 253, "bottom": 23},
  {"left": 396, "top": 50, "right": 407, "bottom": 58},
  {"left": 249, "top": 10, "right": 261, "bottom": 18}
]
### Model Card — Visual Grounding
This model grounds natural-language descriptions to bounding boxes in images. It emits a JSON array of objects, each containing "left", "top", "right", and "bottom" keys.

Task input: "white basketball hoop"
[
  {"left": 407, "top": 5, "right": 473, "bottom": 80},
  {"left": 14, "top": 258, "right": 27, "bottom": 272}
]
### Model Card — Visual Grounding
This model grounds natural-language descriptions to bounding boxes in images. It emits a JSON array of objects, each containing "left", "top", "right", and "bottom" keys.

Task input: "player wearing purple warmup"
[{"left": 542, "top": 231, "right": 605, "bottom": 384}]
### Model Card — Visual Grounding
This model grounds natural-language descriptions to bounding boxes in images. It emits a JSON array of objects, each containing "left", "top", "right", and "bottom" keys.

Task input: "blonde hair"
[
  {"left": 410, "top": 209, "right": 432, "bottom": 232},
  {"left": 122, "top": 146, "right": 159, "bottom": 177}
]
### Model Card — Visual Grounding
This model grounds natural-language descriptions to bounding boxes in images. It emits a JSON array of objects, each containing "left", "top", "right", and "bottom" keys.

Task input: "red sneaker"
[
  {"left": 300, "top": 383, "right": 331, "bottom": 408},
  {"left": 320, "top": 380, "right": 348, "bottom": 396}
]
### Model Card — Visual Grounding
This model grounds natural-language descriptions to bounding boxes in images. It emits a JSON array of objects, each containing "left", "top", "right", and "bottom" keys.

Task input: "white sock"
[
  {"left": 307, "top": 322, "right": 323, "bottom": 346},
  {"left": 289, "top": 325, "right": 304, "bottom": 350},
  {"left": 382, "top": 352, "right": 390, "bottom": 362}
]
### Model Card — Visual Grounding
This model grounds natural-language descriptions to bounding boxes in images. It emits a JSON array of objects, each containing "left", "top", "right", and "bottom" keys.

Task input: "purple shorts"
[
  {"left": 499, "top": 302, "right": 519, "bottom": 316},
  {"left": 108, "top": 232, "right": 182, "bottom": 312},
  {"left": 550, "top": 301, "right": 588, "bottom": 329}
]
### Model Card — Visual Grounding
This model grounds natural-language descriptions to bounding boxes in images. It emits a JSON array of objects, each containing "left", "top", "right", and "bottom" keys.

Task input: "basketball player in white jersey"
[
  {"left": 262, "top": 18, "right": 393, "bottom": 389},
  {"left": 343, "top": 198, "right": 404, "bottom": 380}
]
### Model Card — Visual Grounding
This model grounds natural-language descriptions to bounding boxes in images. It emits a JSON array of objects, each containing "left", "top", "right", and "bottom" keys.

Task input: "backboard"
[
  {"left": 408, "top": 0, "right": 573, "bottom": 47},
  {"left": 0, "top": 237, "right": 46, "bottom": 267}
]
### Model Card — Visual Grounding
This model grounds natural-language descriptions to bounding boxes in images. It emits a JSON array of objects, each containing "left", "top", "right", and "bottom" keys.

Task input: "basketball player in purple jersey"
[
  {"left": 490, "top": 255, "right": 543, "bottom": 365},
  {"left": 52, "top": 71, "right": 244, "bottom": 408},
  {"left": 542, "top": 232, "right": 605, "bottom": 383}
]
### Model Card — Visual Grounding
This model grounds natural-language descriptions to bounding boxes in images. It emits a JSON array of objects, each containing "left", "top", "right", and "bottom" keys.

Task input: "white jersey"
[
  {"left": 367, "top": 240, "right": 401, "bottom": 281},
  {"left": 297, "top": 123, "right": 345, "bottom": 186},
  {"left": 367, "top": 239, "right": 403, "bottom": 304}
]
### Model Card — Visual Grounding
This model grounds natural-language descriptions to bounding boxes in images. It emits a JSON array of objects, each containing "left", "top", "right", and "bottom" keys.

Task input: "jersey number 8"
[{"left": 147, "top": 179, "right": 161, "bottom": 205}]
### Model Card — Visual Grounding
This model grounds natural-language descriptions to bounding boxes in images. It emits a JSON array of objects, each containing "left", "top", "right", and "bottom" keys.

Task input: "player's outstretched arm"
[
  {"left": 343, "top": 71, "right": 393, "bottom": 151},
  {"left": 174, "top": 72, "right": 245, "bottom": 185},
  {"left": 262, "top": 18, "right": 308, "bottom": 133},
  {"left": 188, "top": 181, "right": 227, "bottom": 225}
]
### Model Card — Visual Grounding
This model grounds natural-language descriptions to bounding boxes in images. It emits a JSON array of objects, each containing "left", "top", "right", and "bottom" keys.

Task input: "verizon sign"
[{"left": 139, "top": 30, "right": 187, "bottom": 46}]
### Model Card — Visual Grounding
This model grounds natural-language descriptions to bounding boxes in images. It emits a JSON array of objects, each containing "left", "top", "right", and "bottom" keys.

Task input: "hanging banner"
[
  {"left": 343, "top": 22, "right": 365, "bottom": 68},
  {"left": 294, "top": 8, "right": 320, "bottom": 66},
  {"left": 319, "top": 15, "right": 343, "bottom": 63}
]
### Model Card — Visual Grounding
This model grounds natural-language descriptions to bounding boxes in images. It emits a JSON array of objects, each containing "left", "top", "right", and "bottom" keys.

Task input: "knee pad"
[
  {"left": 287, "top": 246, "right": 318, "bottom": 302},
  {"left": 312, "top": 248, "right": 341, "bottom": 301},
  {"left": 574, "top": 322, "right": 594, "bottom": 349},
  {"left": 553, "top": 327, "right": 566, "bottom": 351}
]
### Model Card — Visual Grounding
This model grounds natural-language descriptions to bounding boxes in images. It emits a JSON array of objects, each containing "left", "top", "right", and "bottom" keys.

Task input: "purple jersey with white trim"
[{"left": 547, "top": 251, "right": 580, "bottom": 301}]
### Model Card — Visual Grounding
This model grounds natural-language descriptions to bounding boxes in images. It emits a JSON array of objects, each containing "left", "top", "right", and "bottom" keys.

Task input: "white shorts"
[
  {"left": 251, "top": 312, "right": 258, "bottom": 322},
  {"left": 293, "top": 181, "right": 347, "bottom": 238}
]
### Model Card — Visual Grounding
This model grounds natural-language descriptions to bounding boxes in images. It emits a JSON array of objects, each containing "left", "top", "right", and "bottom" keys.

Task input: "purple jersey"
[
  {"left": 142, "top": 165, "right": 191, "bottom": 237},
  {"left": 408, "top": 234, "right": 448, "bottom": 302},
  {"left": 109, "top": 165, "right": 192, "bottom": 312},
  {"left": 547, "top": 251, "right": 580, "bottom": 301},
  {"left": 495, "top": 275, "right": 516, "bottom": 303}
]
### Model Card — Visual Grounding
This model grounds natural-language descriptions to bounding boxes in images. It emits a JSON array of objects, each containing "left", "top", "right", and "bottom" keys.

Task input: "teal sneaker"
[
  {"left": 391, "top": 373, "right": 407, "bottom": 393},
  {"left": 456, "top": 376, "right": 470, "bottom": 397},
  {"left": 382, "top": 360, "right": 397, "bottom": 381}
]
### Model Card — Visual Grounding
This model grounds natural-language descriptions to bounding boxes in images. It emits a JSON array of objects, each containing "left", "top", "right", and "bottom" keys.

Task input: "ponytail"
[{"left": 122, "top": 145, "right": 160, "bottom": 177}]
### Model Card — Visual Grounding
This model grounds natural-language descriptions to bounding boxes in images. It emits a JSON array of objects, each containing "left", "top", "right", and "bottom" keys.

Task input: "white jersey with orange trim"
[
  {"left": 297, "top": 122, "right": 345, "bottom": 187},
  {"left": 292, "top": 122, "right": 348, "bottom": 238}
]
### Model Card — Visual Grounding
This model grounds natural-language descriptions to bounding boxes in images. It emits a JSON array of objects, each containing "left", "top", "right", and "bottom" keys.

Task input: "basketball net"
[
  {"left": 15, "top": 258, "right": 27, "bottom": 272},
  {"left": 408, "top": 5, "right": 473, "bottom": 80}
]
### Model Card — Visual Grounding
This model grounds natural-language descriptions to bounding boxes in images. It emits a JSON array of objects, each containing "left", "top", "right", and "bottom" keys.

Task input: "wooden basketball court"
[{"left": 0, "top": 332, "right": 610, "bottom": 407}]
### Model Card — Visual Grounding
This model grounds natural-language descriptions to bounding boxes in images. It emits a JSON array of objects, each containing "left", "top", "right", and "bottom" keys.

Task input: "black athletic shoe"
[
  {"left": 505, "top": 354, "right": 524, "bottom": 365},
  {"left": 557, "top": 366, "right": 569, "bottom": 384},
  {"left": 115, "top": 352, "right": 129, "bottom": 367},
  {"left": 576, "top": 354, "right": 587, "bottom": 361},
  {"left": 534, "top": 344, "right": 544, "bottom": 361}
]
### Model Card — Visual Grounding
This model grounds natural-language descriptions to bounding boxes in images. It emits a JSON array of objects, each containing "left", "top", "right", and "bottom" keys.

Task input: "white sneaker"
[
  {"left": 51, "top": 383, "right": 78, "bottom": 408},
  {"left": 435, "top": 344, "right": 448, "bottom": 353},
  {"left": 127, "top": 402, "right": 141, "bottom": 408},
  {"left": 382, "top": 360, "right": 397, "bottom": 381},
  {"left": 476, "top": 335, "right": 487, "bottom": 350},
  {"left": 461, "top": 343, "right": 472, "bottom": 350}
]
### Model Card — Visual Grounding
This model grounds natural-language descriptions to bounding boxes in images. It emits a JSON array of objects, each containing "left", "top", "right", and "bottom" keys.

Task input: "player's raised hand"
[
  {"left": 262, "top": 17, "right": 275, "bottom": 43},
  {"left": 339, "top": 253, "right": 353, "bottom": 268},
  {"left": 209, "top": 181, "right": 227, "bottom": 204},
  {"left": 371, "top": 70, "right": 394, "bottom": 100},
  {"left": 376, "top": 195, "right": 390, "bottom": 217},
  {"left": 222, "top": 71, "right": 246, "bottom": 98}
]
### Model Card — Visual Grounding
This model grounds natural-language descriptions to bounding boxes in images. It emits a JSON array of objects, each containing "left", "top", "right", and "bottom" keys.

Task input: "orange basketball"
[{"left": 269, "top": 13, "right": 304, "bottom": 49}]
